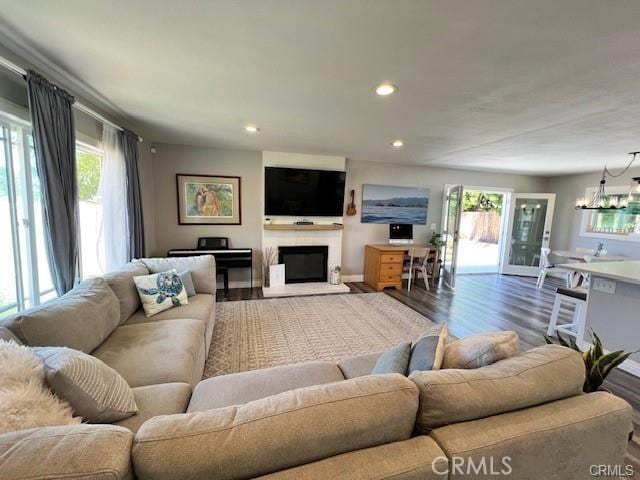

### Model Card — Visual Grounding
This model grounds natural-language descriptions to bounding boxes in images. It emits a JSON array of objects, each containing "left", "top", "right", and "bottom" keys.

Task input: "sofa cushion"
[
  {"left": 103, "top": 260, "right": 149, "bottom": 324},
  {"left": 256, "top": 436, "right": 448, "bottom": 480},
  {"left": 115, "top": 383, "right": 192, "bottom": 433},
  {"left": 33, "top": 346, "right": 138, "bottom": 423},
  {"left": 408, "top": 323, "right": 448, "bottom": 373},
  {"left": 372, "top": 342, "right": 412, "bottom": 375},
  {"left": 92, "top": 319, "right": 205, "bottom": 388},
  {"left": 187, "top": 362, "right": 345, "bottom": 411},
  {"left": 0, "top": 327, "right": 21, "bottom": 344},
  {"left": 140, "top": 256, "right": 216, "bottom": 295},
  {"left": 409, "top": 344, "right": 585, "bottom": 432},
  {"left": 125, "top": 294, "right": 214, "bottom": 325},
  {"left": 133, "top": 374, "right": 419, "bottom": 480},
  {"left": 443, "top": 330, "right": 519, "bottom": 369},
  {"left": 0, "top": 424, "right": 133, "bottom": 480},
  {"left": 337, "top": 351, "right": 382, "bottom": 379},
  {"left": 430, "top": 393, "right": 632, "bottom": 480},
  {"left": 1, "top": 277, "right": 120, "bottom": 353}
]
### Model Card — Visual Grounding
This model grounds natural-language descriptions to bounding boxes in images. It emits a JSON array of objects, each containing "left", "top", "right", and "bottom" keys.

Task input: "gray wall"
[
  {"left": 547, "top": 168, "right": 640, "bottom": 258},
  {"left": 341, "top": 160, "right": 550, "bottom": 276},
  {"left": 150, "top": 144, "right": 262, "bottom": 287}
]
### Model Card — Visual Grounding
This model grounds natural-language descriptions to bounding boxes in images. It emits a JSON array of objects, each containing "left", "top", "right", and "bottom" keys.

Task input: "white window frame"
[
  {"left": 579, "top": 185, "right": 640, "bottom": 242},
  {"left": 75, "top": 142, "right": 105, "bottom": 280},
  {"left": 0, "top": 113, "right": 56, "bottom": 316}
]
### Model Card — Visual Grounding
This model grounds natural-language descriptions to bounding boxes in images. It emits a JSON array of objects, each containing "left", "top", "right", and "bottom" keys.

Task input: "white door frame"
[
  {"left": 442, "top": 185, "right": 463, "bottom": 288},
  {"left": 442, "top": 184, "right": 514, "bottom": 273},
  {"left": 500, "top": 193, "right": 556, "bottom": 276}
]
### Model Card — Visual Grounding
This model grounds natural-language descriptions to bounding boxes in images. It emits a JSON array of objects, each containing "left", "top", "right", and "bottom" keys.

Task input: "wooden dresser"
[{"left": 364, "top": 244, "right": 407, "bottom": 291}]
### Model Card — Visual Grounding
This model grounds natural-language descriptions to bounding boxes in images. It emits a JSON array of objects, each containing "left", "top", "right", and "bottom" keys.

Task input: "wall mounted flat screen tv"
[{"left": 265, "top": 167, "right": 346, "bottom": 216}]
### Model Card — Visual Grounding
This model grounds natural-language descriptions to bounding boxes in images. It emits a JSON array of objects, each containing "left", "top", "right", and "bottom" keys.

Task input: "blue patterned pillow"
[{"left": 134, "top": 269, "right": 188, "bottom": 317}]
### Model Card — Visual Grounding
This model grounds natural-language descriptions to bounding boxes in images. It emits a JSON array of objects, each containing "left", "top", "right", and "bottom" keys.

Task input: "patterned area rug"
[{"left": 203, "top": 293, "right": 434, "bottom": 378}]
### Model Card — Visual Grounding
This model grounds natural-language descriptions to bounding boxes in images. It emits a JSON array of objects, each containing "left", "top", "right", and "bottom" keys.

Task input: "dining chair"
[
  {"left": 536, "top": 247, "right": 553, "bottom": 289},
  {"left": 405, "top": 247, "right": 432, "bottom": 292}
]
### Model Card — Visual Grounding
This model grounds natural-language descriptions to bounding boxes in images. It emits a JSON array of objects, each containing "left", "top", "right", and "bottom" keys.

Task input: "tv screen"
[{"left": 265, "top": 167, "right": 346, "bottom": 216}]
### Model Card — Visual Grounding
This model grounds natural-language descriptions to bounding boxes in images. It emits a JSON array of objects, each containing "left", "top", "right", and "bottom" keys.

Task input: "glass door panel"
[
  {"left": 0, "top": 124, "right": 21, "bottom": 317},
  {"left": 500, "top": 193, "right": 555, "bottom": 276},
  {"left": 443, "top": 185, "right": 463, "bottom": 288}
]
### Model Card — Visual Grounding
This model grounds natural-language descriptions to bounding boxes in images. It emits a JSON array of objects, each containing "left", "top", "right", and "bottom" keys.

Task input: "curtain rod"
[{"left": 0, "top": 55, "right": 143, "bottom": 142}]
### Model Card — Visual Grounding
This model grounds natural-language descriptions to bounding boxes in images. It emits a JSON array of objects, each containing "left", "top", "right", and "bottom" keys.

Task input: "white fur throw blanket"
[{"left": 0, "top": 340, "right": 80, "bottom": 434}]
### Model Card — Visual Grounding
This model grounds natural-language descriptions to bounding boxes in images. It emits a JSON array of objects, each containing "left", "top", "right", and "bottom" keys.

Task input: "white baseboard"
[
  {"left": 341, "top": 274, "right": 364, "bottom": 282},
  {"left": 618, "top": 358, "right": 640, "bottom": 377}
]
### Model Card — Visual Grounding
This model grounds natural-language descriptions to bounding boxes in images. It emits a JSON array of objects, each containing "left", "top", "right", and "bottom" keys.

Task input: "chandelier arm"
[{"left": 603, "top": 152, "right": 639, "bottom": 178}]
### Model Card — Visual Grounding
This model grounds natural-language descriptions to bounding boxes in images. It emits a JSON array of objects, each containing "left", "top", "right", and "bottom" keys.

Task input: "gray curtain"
[
  {"left": 26, "top": 71, "right": 78, "bottom": 295},
  {"left": 121, "top": 129, "right": 145, "bottom": 259}
]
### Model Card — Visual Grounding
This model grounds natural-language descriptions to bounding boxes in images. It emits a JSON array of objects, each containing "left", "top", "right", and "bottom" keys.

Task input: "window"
[
  {"left": 76, "top": 144, "right": 105, "bottom": 278},
  {"left": 0, "top": 115, "right": 56, "bottom": 318},
  {"left": 580, "top": 186, "right": 640, "bottom": 242}
]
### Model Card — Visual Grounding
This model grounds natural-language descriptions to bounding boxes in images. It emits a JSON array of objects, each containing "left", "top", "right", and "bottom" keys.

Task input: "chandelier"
[{"left": 575, "top": 151, "right": 640, "bottom": 210}]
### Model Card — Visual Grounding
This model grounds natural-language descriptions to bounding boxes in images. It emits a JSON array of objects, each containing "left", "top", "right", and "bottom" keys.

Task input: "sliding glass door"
[{"left": 0, "top": 116, "right": 55, "bottom": 317}]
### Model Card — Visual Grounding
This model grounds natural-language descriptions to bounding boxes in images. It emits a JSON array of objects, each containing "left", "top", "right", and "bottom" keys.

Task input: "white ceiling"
[{"left": 1, "top": 0, "right": 640, "bottom": 175}]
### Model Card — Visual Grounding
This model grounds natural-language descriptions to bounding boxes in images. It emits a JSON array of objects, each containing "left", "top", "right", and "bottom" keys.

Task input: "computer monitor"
[{"left": 389, "top": 224, "right": 413, "bottom": 244}]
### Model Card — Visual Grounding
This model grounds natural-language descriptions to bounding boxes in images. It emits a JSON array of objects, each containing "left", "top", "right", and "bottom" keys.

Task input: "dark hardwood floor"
[{"left": 218, "top": 274, "right": 639, "bottom": 475}]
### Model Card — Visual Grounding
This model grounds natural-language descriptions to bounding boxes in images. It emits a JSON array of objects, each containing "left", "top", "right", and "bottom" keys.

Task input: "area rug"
[{"left": 203, "top": 293, "right": 435, "bottom": 378}]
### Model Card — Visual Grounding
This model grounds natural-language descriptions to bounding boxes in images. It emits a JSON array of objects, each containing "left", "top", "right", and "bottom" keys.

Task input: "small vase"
[{"left": 330, "top": 271, "right": 341, "bottom": 285}]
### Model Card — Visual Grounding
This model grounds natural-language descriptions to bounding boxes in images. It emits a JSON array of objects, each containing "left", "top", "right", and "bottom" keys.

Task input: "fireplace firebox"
[{"left": 278, "top": 246, "right": 329, "bottom": 284}]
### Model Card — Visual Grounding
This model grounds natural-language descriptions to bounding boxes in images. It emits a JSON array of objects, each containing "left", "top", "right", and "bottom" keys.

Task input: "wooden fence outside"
[{"left": 459, "top": 211, "right": 502, "bottom": 243}]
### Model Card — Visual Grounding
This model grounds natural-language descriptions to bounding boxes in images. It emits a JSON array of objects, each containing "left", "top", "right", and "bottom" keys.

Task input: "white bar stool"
[{"left": 547, "top": 287, "right": 588, "bottom": 341}]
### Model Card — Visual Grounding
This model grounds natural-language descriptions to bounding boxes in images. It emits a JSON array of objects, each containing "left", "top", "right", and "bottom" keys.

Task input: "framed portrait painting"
[{"left": 176, "top": 174, "right": 241, "bottom": 225}]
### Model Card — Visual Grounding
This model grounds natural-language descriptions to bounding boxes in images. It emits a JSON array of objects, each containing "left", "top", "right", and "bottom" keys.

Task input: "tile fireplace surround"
[{"left": 262, "top": 226, "right": 349, "bottom": 297}]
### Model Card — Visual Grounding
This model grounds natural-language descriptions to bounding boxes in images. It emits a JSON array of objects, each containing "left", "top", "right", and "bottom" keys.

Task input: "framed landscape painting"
[
  {"left": 361, "top": 184, "right": 429, "bottom": 224},
  {"left": 176, "top": 174, "right": 241, "bottom": 225}
]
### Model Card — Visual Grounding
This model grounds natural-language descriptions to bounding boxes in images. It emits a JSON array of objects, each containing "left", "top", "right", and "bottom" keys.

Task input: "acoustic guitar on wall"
[{"left": 346, "top": 189, "right": 357, "bottom": 216}]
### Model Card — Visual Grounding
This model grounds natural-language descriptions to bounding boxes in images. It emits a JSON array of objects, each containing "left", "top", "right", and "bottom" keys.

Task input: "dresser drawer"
[
  {"left": 379, "top": 273, "right": 401, "bottom": 283},
  {"left": 380, "top": 253, "right": 404, "bottom": 264},
  {"left": 379, "top": 263, "right": 402, "bottom": 275}
]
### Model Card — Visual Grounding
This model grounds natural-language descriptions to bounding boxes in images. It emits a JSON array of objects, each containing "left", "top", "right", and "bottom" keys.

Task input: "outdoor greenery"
[
  {"left": 462, "top": 191, "right": 503, "bottom": 213},
  {"left": 76, "top": 151, "right": 101, "bottom": 202}
]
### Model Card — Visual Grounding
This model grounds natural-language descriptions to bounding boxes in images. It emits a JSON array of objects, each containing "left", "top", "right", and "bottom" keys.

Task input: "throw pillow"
[
  {"left": 134, "top": 269, "right": 188, "bottom": 317},
  {"left": 33, "top": 347, "right": 138, "bottom": 423},
  {"left": 0, "top": 340, "right": 80, "bottom": 434},
  {"left": 407, "top": 323, "right": 448, "bottom": 374},
  {"left": 371, "top": 342, "right": 412, "bottom": 375},
  {"left": 442, "top": 331, "right": 519, "bottom": 369},
  {"left": 179, "top": 270, "right": 196, "bottom": 297}
]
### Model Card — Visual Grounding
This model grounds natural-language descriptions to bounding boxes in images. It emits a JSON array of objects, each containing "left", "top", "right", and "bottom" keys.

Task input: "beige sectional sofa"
[{"left": 0, "top": 256, "right": 634, "bottom": 480}]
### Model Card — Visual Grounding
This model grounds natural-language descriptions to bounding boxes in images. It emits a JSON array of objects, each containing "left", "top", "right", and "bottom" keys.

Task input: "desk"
[
  {"left": 167, "top": 248, "right": 253, "bottom": 295},
  {"left": 364, "top": 244, "right": 439, "bottom": 291}
]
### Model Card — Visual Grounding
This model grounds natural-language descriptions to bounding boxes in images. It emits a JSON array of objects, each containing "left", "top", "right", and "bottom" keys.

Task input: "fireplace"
[{"left": 279, "top": 246, "right": 329, "bottom": 284}]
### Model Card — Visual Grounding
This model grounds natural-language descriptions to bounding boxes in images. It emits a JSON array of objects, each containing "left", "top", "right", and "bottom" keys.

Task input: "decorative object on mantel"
[
  {"left": 575, "top": 151, "right": 639, "bottom": 211},
  {"left": 346, "top": 189, "right": 357, "bottom": 216},
  {"left": 176, "top": 174, "right": 241, "bottom": 225},
  {"left": 544, "top": 331, "right": 638, "bottom": 393},
  {"left": 262, "top": 247, "right": 278, "bottom": 287},
  {"left": 264, "top": 218, "right": 272, "bottom": 225},
  {"left": 329, "top": 266, "right": 342, "bottom": 285}
]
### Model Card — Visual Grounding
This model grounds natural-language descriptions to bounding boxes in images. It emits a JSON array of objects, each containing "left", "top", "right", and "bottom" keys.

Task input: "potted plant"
[
  {"left": 330, "top": 266, "right": 342, "bottom": 285},
  {"left": 544, "top": 331, "right": 637, "bottom": 393}
]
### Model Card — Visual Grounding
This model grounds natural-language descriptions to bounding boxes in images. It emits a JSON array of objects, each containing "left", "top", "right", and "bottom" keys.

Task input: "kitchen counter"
[
  {"left": 557, "top": 260, "right": 640, "bottom": 285},
  {"left": 557, "top": 260, "right": 640, "bottom": 377}
]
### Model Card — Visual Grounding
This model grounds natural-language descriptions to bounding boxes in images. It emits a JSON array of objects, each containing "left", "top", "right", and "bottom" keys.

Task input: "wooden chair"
[{"left": 406, "top": 247, "right": 433, "bottom": 292}]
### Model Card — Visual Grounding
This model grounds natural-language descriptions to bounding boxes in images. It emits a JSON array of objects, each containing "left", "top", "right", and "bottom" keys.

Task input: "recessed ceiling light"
[
  {"left": 376, "top": 83, "right": 398, "bottom": 96},
  {"left": 245, "top": 124, "right": 260, "bottom": 133},
  {"left": 391, "top": 140, "right": 404, "bottom": 148}
]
